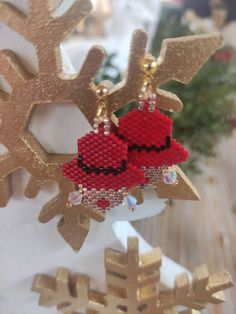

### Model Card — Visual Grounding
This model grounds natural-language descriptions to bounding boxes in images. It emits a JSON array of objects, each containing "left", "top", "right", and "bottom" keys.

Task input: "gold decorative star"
[{"left": 32, "top": 237, "right": 233, "bottom": 314}]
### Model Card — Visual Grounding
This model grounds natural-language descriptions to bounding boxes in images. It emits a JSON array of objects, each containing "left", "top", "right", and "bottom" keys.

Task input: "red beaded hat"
[
  {"left": 118, "top": 104, "right": 188, "bottom": 168},
  {"left": 62, "top": 127, "right": 145, "bottom": 190}
]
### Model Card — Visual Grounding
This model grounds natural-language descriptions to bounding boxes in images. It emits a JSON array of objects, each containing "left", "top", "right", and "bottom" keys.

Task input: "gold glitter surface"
[
  {"left": 155, "top": 33, "right": 223, "bottom": 85},
  {"left": 0, "top": 0, "right": 222, "bottom": 250},
  {"left": 155, "top": 166, "right": 200, "bottom": 201},
  {"left": 32, "top": 237, "right": 233, "bottom": 314}
]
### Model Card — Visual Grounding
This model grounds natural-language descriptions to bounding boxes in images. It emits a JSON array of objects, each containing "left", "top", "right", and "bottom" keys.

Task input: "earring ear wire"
[
  {"left": 94, "top": 81, "right": 113, "bottom": 135},
  {"left": 139, "top": 54, "right": 158, "bottom": 111},
  {"left": 141, "top": 54, "right": 158, "bottom": 93}
]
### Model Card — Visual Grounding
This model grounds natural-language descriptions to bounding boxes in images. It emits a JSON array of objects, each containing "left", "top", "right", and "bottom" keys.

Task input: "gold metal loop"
[
  {"left": 142, "top": 76, "right": 153, "bottom": 94},
  {"left": 96, "top": 100, "right": 108, "bottom": 120},
  {"left": 95, "top": 82, "right": 111, "bottom": 121}
]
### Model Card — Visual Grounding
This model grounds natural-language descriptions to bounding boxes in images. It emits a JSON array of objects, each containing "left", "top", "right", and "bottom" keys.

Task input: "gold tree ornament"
[
  {"left": 32, "top": 237, "right": 233, "bottom": 314},
  {"left": 0, "top": 0, "right": 222, "bottom": 250}
]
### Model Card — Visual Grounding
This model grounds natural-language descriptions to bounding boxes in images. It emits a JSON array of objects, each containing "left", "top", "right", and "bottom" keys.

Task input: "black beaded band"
[
  {"left": 77, "top": 156, "right": 127, "bottom": 176},
  {"left": 128, "top": 136, "right": 171, "bottom": 153}
]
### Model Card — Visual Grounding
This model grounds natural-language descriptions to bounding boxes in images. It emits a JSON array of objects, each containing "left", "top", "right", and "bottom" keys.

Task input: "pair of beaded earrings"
[{"left": 62, "top": 56, "right": 188, "bottom": 213}]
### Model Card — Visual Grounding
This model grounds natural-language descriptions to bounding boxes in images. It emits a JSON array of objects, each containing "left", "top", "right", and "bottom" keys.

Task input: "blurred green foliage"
[
  {"left": 97, "top": 5, "right": 236, "bottom": 175},
  {"left": 151, "top": 6, "right": 236, "bottom": 174},
  {"left": 96, "top": 53, "right": 121, "bottom": 84}
]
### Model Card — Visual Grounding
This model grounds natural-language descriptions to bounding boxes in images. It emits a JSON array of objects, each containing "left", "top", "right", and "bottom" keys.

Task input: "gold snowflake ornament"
[
  {"left": 32, "top": 237, "right": 233, "bottom": 314},
  {"left": 0, "top": 0, "right": 223, "bottom": 250}
]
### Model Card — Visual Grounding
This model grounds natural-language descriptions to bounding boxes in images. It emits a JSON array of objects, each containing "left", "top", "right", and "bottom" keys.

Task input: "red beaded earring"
[
  {"left": 62, "top": 84, "right": 145, "bottom": 213},
  {"left": 118, "top": 56, "right": 188, "bottom": 186}
]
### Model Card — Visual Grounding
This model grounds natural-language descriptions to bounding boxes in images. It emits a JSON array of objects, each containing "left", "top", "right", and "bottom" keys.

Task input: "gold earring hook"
[
  {"left": 95, "top": 82, "right": 110, "bottom": 121},
  {"left": 96, "top": 83, "right": 109, "bottom": 120},
  {"left": 141, "top": 54, "right": 158, "bottom": 94}
]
